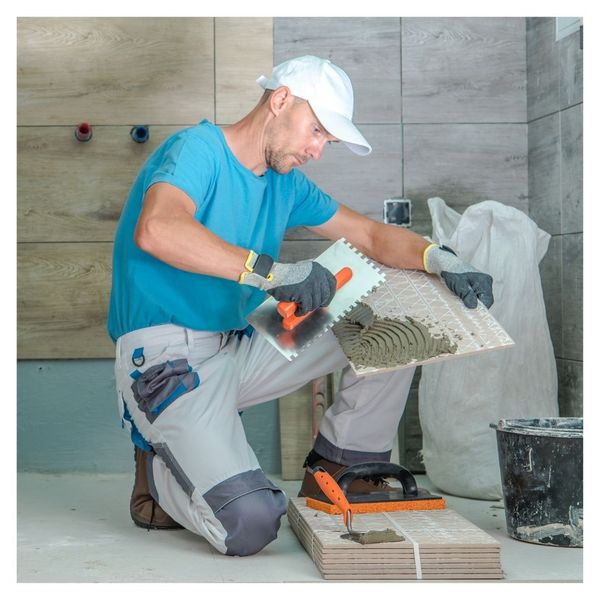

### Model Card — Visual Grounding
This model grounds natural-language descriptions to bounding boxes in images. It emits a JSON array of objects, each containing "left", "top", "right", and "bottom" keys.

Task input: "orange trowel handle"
[
  {"left": 311, "top": 467, "right": 353, "bottom": 530},
  {"left": 277, "top": 267, "right": 353, "bottom": 331}
]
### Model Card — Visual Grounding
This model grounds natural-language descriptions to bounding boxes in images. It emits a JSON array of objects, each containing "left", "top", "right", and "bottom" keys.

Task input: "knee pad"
[{"left": 219, "top": 487, "right": 287, "bottom": 556}]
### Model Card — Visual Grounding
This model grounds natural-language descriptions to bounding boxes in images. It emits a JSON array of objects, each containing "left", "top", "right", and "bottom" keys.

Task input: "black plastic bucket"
[{"left": 490, "top": 418, "right": 583, "bottom": 547}]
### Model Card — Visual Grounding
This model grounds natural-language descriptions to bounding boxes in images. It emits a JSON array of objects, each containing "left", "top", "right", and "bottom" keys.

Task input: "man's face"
[{"left": 264, "top": 97, "right": 338, "bottom": 174}]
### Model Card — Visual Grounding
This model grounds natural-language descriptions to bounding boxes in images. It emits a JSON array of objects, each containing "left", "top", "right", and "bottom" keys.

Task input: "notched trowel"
[{"left": 247, "top": 238, "right": 385, "bottom": 361}]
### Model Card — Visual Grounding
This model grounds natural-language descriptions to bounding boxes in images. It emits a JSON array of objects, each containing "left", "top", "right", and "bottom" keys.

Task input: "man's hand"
[
  {"left": 424, "top": 245, "right": 494, "bottom": 309},
  {"left": 242, "top": 254, "right": 337, "bottom": 316}
]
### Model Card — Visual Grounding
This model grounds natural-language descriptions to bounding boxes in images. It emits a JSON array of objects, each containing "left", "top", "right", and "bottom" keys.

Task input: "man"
[{"left": 108, "top": 55, "right": 493, "bottom": 557}]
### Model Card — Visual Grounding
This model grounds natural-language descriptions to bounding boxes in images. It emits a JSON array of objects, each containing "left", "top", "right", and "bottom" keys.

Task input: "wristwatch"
[{"left": 239, "top": 250, "right": 274, "bottom": 284}]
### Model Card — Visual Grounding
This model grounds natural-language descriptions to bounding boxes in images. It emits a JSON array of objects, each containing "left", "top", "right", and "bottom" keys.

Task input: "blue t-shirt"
[{"left": 107, "top": 120, "right": 338, "bottom": 341}]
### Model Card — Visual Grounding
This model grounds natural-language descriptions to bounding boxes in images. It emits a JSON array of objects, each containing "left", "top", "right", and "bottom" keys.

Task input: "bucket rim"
[{"left": 489, "top": 417, "right": 583, "bottom": 438}]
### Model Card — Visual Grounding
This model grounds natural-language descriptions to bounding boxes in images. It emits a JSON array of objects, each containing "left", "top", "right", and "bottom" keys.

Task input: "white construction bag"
[{"left": 418, "top": 198, "right": 559, "bottom": 500}]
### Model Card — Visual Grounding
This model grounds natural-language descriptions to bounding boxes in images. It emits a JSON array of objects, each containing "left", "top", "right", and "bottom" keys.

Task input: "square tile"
[
  {"left": 274, "top": 17, "right": 402, "bottom": 123},
  {"left": 403, "top": 17, "right": 526, "bottom": 123},
  {"left": 299, "top": 124, "right": 403, "bottom": 222},
  {"left": 404, "top": 124, "right": 528, "bottom": 234}
]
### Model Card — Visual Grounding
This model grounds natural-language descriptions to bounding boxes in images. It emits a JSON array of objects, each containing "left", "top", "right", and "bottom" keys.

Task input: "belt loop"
[{"left": 185, "top": 328, "right": 192, "bottom": 350}]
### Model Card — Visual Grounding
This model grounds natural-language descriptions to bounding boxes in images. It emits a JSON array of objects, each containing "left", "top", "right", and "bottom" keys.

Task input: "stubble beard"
[{"left": 265, "top": 145, "right": 296, "bottom": 174}]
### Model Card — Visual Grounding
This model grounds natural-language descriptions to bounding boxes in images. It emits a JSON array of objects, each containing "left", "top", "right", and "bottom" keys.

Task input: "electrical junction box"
[{"left": 383, "top": 198, "right": 412, "bottom": 227}]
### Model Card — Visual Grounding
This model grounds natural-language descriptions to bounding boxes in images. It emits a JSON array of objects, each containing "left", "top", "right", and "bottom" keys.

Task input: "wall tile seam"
[
  {"left": 17, "top": 124, "right": 201, "bottom": 128},
  {"left": 399, "top": 16, "right": 404, "bottom": 197},
  {"left": 554, "top": 231, "right": 584, "bottom": 238},
  {"left": 212, "top": 18, "right": 217, "bottom": 124},
  {"left": 556, "top": 357, "right": 583, "bottom": 364},
  {"left": 16, "top": 121, "right": 535, "bottom": 128},
  {"left": 526, "top": 101, "right": 583, "bottom": 126},
  {"left": 17, "top": 241, "right": 113, "bottom": 245},
  {"left": 402, "top": 122, "right": 529, "bottom": 126},
  {"left": 558, "top": 98, "right": 564, "bottom": 255}
]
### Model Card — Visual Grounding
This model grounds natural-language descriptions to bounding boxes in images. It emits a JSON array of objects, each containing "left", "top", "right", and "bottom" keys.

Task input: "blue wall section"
[{"left": 17, "top": 360, "right": 281, "bottom": 474}]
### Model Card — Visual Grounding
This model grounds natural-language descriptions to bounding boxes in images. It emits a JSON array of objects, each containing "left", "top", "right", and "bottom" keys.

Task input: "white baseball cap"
[{"left": 256, "top": 55, "right": 372, "bottom": 156}]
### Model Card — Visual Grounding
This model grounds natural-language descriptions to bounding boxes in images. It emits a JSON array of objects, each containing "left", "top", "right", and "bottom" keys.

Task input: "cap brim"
[{"left": 309, "top": 102, "right": 372, "bottom": 156}]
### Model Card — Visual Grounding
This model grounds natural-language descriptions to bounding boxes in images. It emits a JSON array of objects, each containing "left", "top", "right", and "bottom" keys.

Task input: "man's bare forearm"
[{"left": 363, "top": 221, "right": 430, "bottom": 271}]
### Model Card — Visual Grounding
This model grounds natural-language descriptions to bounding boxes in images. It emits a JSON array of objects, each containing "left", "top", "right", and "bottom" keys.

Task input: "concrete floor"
[{"left": 17, "top": 471, "right": 583, "bottom": 583}]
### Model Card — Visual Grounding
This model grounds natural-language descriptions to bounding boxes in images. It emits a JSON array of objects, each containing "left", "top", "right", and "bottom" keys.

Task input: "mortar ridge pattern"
[{"left": 333, "top": 303, "right": 458, "bottom": 369}]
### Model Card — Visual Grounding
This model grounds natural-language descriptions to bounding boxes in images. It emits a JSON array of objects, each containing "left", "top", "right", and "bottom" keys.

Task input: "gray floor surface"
[{"left": 17, "top": 471, "right": 583, "bottom": 584}]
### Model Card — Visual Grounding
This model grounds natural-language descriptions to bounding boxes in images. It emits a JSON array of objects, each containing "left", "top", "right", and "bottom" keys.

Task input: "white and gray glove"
[
  {"left": 424, "top": 244, "right": 494, "bottom": 309},
  {"left": 240, "top": 251, "right": 337, "bottom": 316}
]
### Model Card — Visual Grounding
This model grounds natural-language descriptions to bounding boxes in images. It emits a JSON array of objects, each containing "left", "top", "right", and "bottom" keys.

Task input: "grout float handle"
[{"left": 277, "top": 267, "right": 353, "bottom": 331}]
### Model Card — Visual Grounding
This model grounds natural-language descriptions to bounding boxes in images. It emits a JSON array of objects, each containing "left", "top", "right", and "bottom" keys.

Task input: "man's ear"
[{"left": 268, "top": 86, "right": 293, "bottom": 116}]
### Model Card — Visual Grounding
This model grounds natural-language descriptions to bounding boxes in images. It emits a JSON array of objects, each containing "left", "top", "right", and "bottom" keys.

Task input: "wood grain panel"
[
  {"left": 274, "top": 17, "right": 401, "bottom": 123},
  {"left": 403, "top": 17, "right": 526, "bottom": 123},
  {"left": 279, "top": 240, "right": 333, "bottom": 262},
  {"left": 404, "top": 123, "right": 528, "bottom": 234},
  {"left": 558, "top": 28, "right": 583, "bottom": 110},
  {"left": 528, "top": 113, "right": 561, "bottom": 235},
  {"left": 279, "top": 381, "right": 328, "bottom": 480},
  {"left": 17, "top": 17, "right": 214, "bottom": 125},
  {"left": 539, "top": 236, "right": 563, "bottom": 357},
  {"left": 18, "top": 243, "right": 114, "bottom": 359},
  {"left": 557, "top": 358, "right": 583, "bottom": 417},
  {"left": 561, "top": 233, "right": 582, "bottom": 362},
  {"left": 18, "top": 126, "right": 184, "bottom": 243},
  {"left": 299, "top": 124, "right": 403, "bottom": 223},
  {"left": 560, "top": 104, "right": 583, "bottom": 234},
  {"left": 215, "top": 18, "right": 273, "bottom": 125},
  {"left": 526, "top": 17, "right": 560, "bottom": 122}
]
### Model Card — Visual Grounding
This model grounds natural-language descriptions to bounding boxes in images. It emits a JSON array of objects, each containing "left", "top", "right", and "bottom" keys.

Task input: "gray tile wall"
[
  {"left": 274, "top": 17, "right": 528, "bottom": 470},
  {"left": 527, "top": 18, "right": 583, "bottom": 417},
  {"left": 276, "top": 17, "right": 527, "bottom": 240}
]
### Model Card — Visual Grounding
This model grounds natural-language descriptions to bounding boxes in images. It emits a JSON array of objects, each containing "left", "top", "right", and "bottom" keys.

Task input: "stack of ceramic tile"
[{"left": 288, "top": 497, "right": 503, "bottom": 580}]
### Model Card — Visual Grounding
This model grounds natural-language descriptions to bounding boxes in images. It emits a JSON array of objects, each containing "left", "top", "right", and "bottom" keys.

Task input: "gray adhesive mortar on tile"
[{"left": 333, "top": 303, "right": 457, "bottom": 369}]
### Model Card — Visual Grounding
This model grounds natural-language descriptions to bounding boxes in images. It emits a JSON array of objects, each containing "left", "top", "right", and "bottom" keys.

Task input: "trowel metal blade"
[{"left": 247, "top": 238, "right": 385, "bottom": 361}]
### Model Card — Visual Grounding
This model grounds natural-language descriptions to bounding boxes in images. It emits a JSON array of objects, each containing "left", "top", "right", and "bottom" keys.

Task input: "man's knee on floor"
[{"left": 218, "top": 488, "right": 287, "bottom": 556}]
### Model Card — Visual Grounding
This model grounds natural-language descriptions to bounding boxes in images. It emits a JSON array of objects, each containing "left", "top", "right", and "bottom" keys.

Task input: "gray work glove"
[
  {"left": 242, "top": 253, "right": 337, "bottom": 316},
  {"left": 424, "top": 244, "right": 494, "bottom": 309}
]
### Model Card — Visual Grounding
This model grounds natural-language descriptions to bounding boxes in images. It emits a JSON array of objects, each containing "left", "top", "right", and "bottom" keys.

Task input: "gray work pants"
[{"left": 114, "top": 323, "right": 415, "bottom": 556}]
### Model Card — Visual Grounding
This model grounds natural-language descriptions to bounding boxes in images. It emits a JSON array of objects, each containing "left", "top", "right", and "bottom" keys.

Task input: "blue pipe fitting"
[{"left": 130, "top": 125, "right": 150, "bottom": 143}]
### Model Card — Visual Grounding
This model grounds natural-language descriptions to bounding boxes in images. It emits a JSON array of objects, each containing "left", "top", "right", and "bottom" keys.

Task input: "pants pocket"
[{"left": 131, "top": 358, "right": 200, "bottom": 423}]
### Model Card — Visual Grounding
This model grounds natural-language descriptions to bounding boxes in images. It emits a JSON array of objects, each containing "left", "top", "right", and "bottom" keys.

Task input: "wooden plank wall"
[{"left": 17, "top": 17, "right": 273, "bottom": 358}]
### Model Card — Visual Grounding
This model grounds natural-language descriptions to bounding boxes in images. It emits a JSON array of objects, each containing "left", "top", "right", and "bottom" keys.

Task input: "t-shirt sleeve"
[
  {"left": 145, "top": 134, "right": 214, "bottom": 210},
  {"left": 286, "top": 170, "right": 339, "bottom": 229}
]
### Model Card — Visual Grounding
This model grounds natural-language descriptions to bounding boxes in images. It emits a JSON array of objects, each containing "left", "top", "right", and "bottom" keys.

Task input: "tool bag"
[{"left": 418, "top": 198, "right": 559, "bottom": 500}]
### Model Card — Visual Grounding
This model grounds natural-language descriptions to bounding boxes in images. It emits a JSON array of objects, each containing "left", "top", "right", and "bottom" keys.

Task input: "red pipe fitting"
[{"left": 75, "top": 122, "right": 93, "bottom": 142}]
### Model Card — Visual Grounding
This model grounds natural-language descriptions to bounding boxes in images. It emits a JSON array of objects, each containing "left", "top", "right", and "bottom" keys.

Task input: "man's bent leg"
[
  {"left": 232, "top": 327, "right": 416, "bottom": 474},
  {"left": 115, "top": 325, "right": 286, "bottom": 556},
  {"left": 316, "top": 363, "right": 416, "bottom": 463},
  {"left": 147, "top": 452, "right": 286, "bottom": 556}
]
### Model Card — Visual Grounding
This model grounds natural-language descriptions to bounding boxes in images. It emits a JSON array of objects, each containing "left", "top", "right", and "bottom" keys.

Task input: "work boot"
[
  {"left": 130, "top": 446, "right": 183, "bottom": 530},
  {"left": 298, "top": 449, "right": 393, "bottom": 498}
]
